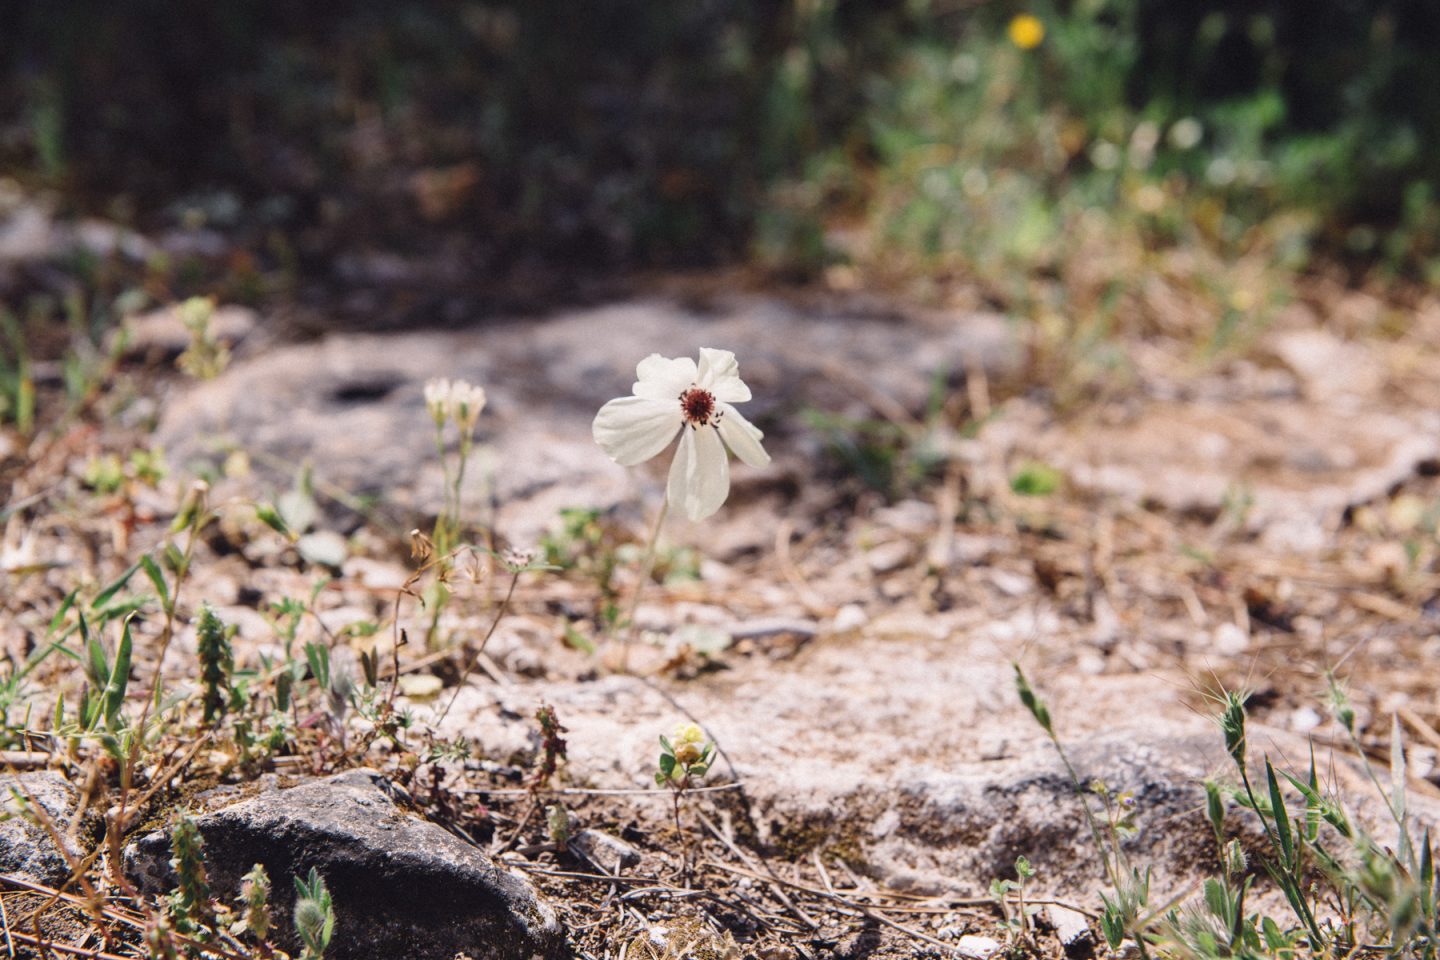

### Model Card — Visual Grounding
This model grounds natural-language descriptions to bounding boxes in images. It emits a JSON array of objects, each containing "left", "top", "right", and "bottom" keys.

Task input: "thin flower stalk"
[{"left": 592, "top": 348, "right": 769, "bottom": 669}]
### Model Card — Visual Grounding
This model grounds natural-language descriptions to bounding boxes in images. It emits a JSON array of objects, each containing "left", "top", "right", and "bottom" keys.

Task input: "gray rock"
[
  {"left": 439, "top": 631, "right": 1440, "bottom": 907},
  {"left": 154, "top": 297, "right": 1018, "bottom": 543},
  {"left": 124, "top": 769, "right": 565, "bottom": 960},
  {"left": 567, "top": 828, "right": 642, "bottom": 875},
  {"left": 0, "top": 771, "right": 90, "bottom": 886}
]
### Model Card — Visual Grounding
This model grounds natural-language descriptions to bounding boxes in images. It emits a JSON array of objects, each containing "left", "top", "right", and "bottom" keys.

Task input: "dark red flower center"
[{"left": 679, "top": 387, "right": 716, "bottom": 426}]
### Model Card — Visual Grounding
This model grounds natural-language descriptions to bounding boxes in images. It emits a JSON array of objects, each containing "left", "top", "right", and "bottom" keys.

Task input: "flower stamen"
[{"left": 679, "top": 387, "right": 716, "bottom": 427}]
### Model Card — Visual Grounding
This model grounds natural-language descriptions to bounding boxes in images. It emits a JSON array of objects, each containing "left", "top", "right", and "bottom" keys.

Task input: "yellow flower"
[
  {"left": 671, "top": 723, "right": 706, "bottom": 765},
  {"left": 1008, "top": 14, "right": 1045, "bottom": 50}
]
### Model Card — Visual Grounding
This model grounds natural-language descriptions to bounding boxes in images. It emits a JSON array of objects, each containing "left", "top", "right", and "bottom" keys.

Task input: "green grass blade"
[
  {"left": 103, "top": 617, "right": 133, "bottom": 728},
  {"left": 1282, "top": 768, "right": 1354, "bottom": 838},
  {"left": 1391, "top": 713, "right": 1408, "bottom": 823},
  {"left": 18, "top": 637, "right": 66, "bottom": 681},
  {"left": 83, "top": 612, "right": 110, "bottom": 690},
  {"left": 1421, "top": 828, "right": 1435, "bottom": 925},
  {"left": 1231, "top": 875, "right": 1251, "bottom": 947},
  {"left": 47, "top": 590, "right": 77, "bottom": 636},
  {"left": 1266, "top": 761, "right": 1295, "bottom": 869},
  {"left": 140, "top": 553, "right": 170, "bottom": 611},
  {"left": 1304, "top": 743, "right": 1321, "bottom": 842},
  {"left": 304, "top": 642, "right": 330, "bottom": 690},
  {"left": 91, "top": 560, "right": 141, "bottom": 609}
]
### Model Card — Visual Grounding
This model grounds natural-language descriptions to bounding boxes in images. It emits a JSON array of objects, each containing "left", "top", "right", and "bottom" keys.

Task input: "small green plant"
[
  {"left": 542, "top": 507, "right": 626, "bottom": 633},
  {"left": 1219, "top": 684, "right": 1437, "bottom": 956},
  {"left": 293, "top": 867, "right": 336, "bottom": 960},
  {"left": 1009, "top": 461, "right": 1063, "bottom": 497},
  {"left": 657, "top": 722, "right": 716, "bottom": 881},
  {"left": 542, "top": 507, "right": 703, "bottom": 646},
  {"left": 532, "top": 702, "right": 568, "bottom": 792},
  {"left": 804, "top": 408, "right": 950, "bottom": 501},
  {"left": 196, "top": 603, "right": 235, "bottom": 727},
  {"left": 0, "top": 596, "right": 67, "bottom": 747},
  {"left": 1015, "top": 663, "right": 1152, "bottom": 956},
  {"left": 83, "top": 453, "right": 126, "bottom": 493},
  {"left": 1020, "top": 662, "right": 1440, "bottom": 960},
  {"left": 0, "top": 308, "right": 38, "bottom": 435},
  {"left": 1, "top": 286, "right": 140, "bottom": 438},
  {"left": 237, "top": 863, "right": 273, "bottom": 943},
  {"left": 990, "top": 855, "right": 1039, "bottom": 948},
  {"left": 167, "top": 814, "right": 212, "bottom": 934},
  {"left": 545, "top": 803, "right": 571, "bottom": 848},
  {"left": 175, "top": 296, "right": 230, "bottom": 380},
  {"left": 144, "top": 914, "right": 180, "bottom": 960},
  {"left": 78, "top": 612, "right": 135, "bottom": 760}
]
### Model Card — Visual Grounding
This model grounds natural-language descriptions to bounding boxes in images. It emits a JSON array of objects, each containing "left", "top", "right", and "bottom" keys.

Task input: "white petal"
[
  {"left": 716, "top": 405, "right": 770, "bottom": 467},
  {"left": 592, "top": 397, "right": 681, "bottom": 466},
  {"left": 696, "top": 347, "right": 751, "bottom": 402},
  {"left": 633, "top": 354, "right": 698, "bottom": 400},
  {"left": 667, "top": 426, "right": 730, "bottom": 521}
]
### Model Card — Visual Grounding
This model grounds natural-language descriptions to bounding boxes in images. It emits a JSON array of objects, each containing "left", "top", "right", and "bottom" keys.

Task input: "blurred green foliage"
[{"left": 2, "top": 0, "right": 1437, "bottom": 279}]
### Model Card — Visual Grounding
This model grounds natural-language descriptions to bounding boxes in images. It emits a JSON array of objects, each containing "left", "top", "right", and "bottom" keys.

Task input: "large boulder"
[{"left": 125, "top": 768, "right": 566, "bottom": 960}]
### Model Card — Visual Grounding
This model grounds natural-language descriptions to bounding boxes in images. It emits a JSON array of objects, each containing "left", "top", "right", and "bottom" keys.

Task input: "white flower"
[
  {"left": 449, "top": 381, "right": 487, "bottom": 435},
  {"left": 423, "top": 377, "right": 487, "bottom": 435},
  {"left": 593, "top": 348, "right": 770, "bottom": 521},
  {"left": 424, "top": 378, "right": 452, "bottom": 426}
]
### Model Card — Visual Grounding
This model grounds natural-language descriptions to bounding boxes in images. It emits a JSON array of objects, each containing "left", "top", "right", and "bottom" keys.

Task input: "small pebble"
[
  {"left": 956, "top": 934, "right": 1002, "bottom": 959},
  {"left": 397, "top": 674, "right": 444, "bottom": 701},
  {"left": 1291, "top": 706, "right": 1322, "bottom": 733},
  {"left": 987, "top": 569, "right": 1033, "bottom": 597},
  {"left": 832, "top": 604, "right": 868, "bottom": 633},
  {"left": 873, "top": 499, "right": 938, "bottom": 536},
  {"left": 1212, "top": 622, "right": 1249, "bottom": 655},
  {"left": 866, "top": 540, "right": 914, "bottom": 574}
]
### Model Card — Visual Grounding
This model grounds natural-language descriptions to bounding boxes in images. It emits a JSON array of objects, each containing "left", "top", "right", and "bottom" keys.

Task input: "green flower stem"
[
  {"left": 433, "top": 425, "right": 454, "bottom": 552},
  {"left": 1045, "top": 729, "right": 1116, "bottom": 887},
  {"left": 672, "top": 783, "right": 691, "bottom": 883},
  {"left": 619, "top": 494, "right": 669, "bottom": 672},
  {"left": 451, "top": 434, "right": 471, "bottom": 548}
]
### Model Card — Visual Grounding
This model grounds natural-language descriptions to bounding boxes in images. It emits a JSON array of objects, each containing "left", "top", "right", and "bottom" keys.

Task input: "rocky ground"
[{"left": 4, "top": 198, "right": 1440, "bottom": 957}]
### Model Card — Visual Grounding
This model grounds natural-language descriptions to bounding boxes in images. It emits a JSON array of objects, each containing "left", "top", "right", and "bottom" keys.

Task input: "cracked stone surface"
[{"left": 434, "top": 627, "right": 1439, "bottom": 902}]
